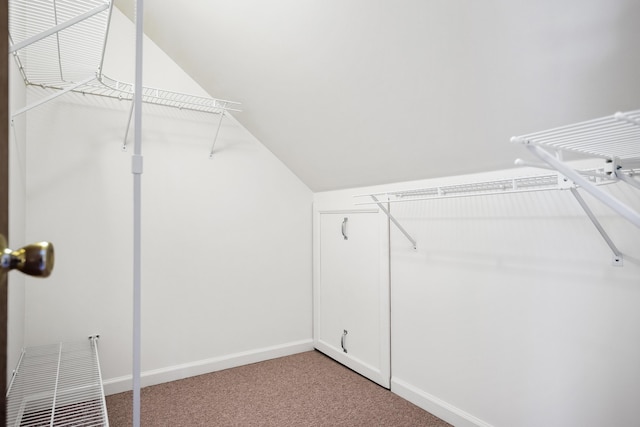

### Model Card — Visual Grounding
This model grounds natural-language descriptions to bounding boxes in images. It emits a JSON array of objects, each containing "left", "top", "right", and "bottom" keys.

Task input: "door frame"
[
  {"left": 1, "top": 0, "right": 10, "bottom": 423},
  {"left": 312, "top": 206, "right": 390, "bottom": 388}
]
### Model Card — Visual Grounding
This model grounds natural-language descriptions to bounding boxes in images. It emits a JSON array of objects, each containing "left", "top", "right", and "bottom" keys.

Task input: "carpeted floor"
[{"left": 106, "top": 350, "right": 451, "bottom": 426}]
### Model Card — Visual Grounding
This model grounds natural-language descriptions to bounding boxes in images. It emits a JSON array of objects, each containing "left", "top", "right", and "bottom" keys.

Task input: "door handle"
[
  {"left": 1, "top": 234, "right": 55, "bottom": 278},
  {"left": 341, "top": 217, "right": 348, "bottom": 240},
  {"left": 341, "top": 329, "right": 348, "bottom": 353}
]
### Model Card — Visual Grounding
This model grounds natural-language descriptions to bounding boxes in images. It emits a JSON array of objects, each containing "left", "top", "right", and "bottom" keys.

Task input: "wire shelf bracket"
[
  {"left": 511, "top": 110, "right": 640, "bottom": 229},
  {"left": 370, "top": 195, "right": 417, "bottom": 250},
  {"left": 511, "top": 109, "right": 640, "bottom": 265}
]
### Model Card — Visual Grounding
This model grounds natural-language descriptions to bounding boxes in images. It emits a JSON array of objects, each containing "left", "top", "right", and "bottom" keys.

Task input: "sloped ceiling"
[{"left": 114, "top": 0, "right": 640, "bottom": 191}]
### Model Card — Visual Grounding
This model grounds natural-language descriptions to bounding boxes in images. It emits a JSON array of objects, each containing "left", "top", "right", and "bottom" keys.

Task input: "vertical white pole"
[{"left": 132, "top": 0, "right": 144, "bottom": 426}]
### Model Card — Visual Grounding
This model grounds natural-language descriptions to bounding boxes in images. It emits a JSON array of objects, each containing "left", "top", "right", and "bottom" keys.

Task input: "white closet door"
[{"left": 314, "top": 210, "right": 390, "bottom": 388}]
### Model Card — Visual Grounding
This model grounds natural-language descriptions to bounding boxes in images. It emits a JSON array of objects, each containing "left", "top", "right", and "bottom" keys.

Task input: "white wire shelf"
[
  {"left": 512, "top": 109, "right": 640, "bottom": 170},
  {"left": 511, "top": 109, "right": 640, "bottom": 229},
  {"left": 355, "top": 170, "right": 614, "bottom": 205},
  {"left": 6, "top": 338, "right": 109, "bottom": 427},
  {"left": 9, "top": 0, "right": 111, "bottom": 87},
  {"left": 9, "top": 0, "right": 241, "bottom": 117},
  {"left": 93, "top": 75, "right": 241, "bottom": 114},
  {"left": 355, "top": 108, "right": 640, "bottom": 255}
]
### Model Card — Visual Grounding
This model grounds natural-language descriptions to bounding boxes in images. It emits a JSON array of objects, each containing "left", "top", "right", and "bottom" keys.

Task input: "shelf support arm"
[
  {"left": 616, "top": 170, "right": 640, "bottom": 191},
  {"left": 569, "top": 187, "right": 623, "bottom": 264},
  {"left": 370, "top": 195, "right": 417, "bottom": 249},
  {"left": 525, "top": 144, "right": 640, "bottom": 228},
  {"left": 209, "top": 111, "right": 225, "bottom": 158},
  {"left": 10, "top": 76, "right": 96, "bottom": 118}
]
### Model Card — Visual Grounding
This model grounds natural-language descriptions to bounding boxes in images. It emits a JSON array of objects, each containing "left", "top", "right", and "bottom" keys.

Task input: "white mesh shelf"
[
  {"left": 8, "top": 0, "right": 240, "bottom": 117},
  {"left": 512, "top": 109, "right": 640, "bottom": 169},
  {"left": 9, "top": 0, "right": 111, "bottom": 87},
  {"left": 355, "top": 109, "right": 640, "bottom": 254},
  {"left": 6, "top": 338, "right": 109, "bottom": 427}
]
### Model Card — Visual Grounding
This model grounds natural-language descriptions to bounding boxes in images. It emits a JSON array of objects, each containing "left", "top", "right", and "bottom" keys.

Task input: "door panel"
[{"left": 314, "top": 210, "right": 390, "bottom": 388}]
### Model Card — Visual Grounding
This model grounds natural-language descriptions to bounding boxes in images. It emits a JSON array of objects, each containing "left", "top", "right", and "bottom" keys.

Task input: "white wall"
[
  {"left": 21, "top": 9, "right": 313, "bottom": 391},
  {"left": 315, "top": 165, "right": 640, "bottom": 427},
  {"left": 7, "top": 52, "right": 28, "bottom": 382}
]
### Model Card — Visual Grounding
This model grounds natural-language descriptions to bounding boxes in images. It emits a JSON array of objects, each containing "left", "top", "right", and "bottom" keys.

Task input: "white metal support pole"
[
  {"left": 208, "top": 111, "right": 225, "bottom": 158},
  {"left": 526, "top": 144, "right": 640, "bottom": 228},
  {"left": 371, "top": 195, "right": 417, "bottom": 249},
  {"left": 569, "top": 187, "right": 623, "bottom": 265},
  {"left": 132, "top": 0, "right": 144, "bottom": 426}
]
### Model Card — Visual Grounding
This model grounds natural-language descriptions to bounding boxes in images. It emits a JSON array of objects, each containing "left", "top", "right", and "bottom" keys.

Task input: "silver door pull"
[
  {"left": 341, "top": 329, "right": 348, "bottom": 353},
  {"left": 341, "top": 217, "right": 348, "bottom": 240}
]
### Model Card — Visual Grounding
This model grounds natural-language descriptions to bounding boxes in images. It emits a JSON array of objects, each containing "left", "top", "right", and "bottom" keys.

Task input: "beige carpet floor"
[{"left": 106, "top": 350, "right": 451, "bottom": 426}]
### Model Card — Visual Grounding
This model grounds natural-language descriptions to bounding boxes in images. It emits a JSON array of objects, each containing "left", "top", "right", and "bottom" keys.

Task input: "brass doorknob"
[{"left": 0, "top": 234, "right": 54, "bottom": 278}]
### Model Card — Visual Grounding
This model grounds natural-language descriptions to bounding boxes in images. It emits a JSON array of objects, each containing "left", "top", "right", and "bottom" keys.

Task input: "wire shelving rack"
[{"left": 6, "top": 337, "right": 109, "bottom": 427}]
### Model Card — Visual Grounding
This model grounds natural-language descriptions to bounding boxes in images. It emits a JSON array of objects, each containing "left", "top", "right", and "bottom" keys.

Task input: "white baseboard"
[
  {"left": 391, "top": 377, "right": 494, "bottom": 427},
  {"left": 314, "top": 340, "right": 389, "bottom": 388},
  {"left": 103, "top": 339, "right": 314, "bottom": 396}
]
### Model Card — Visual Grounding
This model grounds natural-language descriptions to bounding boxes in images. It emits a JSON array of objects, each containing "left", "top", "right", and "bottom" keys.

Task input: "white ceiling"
[{"left": 114, "top": 0, "right": 640, "bottom": 191}]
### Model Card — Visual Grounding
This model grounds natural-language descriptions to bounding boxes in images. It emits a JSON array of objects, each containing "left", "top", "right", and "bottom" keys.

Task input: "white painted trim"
[
  {"left": 317, "top": 208, "right": 379, "bottom": 214},
  {"left": 102, "top": 339, "right": 314, "bottom": 395},
  {"left": 391, "top": 377, "right": 494, "bottom": 427},
  {"left": 315, "top": 340, "right": 387, "bottom": 388},
  {"left": 312, "top": 207, "right": 391, "bottom": 388}
]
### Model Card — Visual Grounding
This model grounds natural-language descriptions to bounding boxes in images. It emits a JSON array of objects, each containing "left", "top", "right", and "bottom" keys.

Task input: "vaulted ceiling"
[{"left": 114, "top": 0, "right": 640, "bottom": 191}]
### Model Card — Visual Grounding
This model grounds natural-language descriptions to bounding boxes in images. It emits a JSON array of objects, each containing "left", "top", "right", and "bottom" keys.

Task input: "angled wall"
[{"left": 20, "top": 9, "right": 313, "bottom": 391}]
